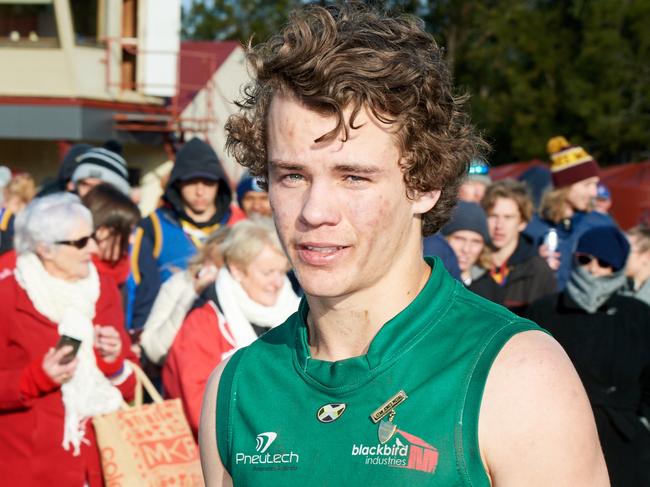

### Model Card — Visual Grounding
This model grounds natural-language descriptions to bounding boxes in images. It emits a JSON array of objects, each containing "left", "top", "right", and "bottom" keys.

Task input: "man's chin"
[
  {"left": 295, "top": 272, "right": 349, "bottom": 299},
  {"left": 185, "top": 205, "right": 216, "bottom": 220}
]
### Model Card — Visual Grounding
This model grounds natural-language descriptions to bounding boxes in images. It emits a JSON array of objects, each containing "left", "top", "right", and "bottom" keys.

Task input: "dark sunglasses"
[
  {"left": 55, "top": 232, "right": 95, "bottom": 249},
  {"left": 575, "top": 253, "right": 612, "bottom": 268}
]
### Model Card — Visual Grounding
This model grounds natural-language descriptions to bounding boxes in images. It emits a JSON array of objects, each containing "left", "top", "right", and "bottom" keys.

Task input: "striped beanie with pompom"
[
  {"left": 71, "top": 147, "right": 130, "bottom": 195},
  {"left": 547, "top": 136, "right": 599, "bottom": 188}
]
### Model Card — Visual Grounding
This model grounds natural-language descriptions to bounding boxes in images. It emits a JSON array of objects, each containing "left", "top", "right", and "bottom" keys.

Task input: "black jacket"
[
  {"left": 482, "top": 234, "right": 556, "bottom": 314},
  {"left": 525, "top": 292, "right": 650, "bottom": 487},
  {"left": 468, "top": 270, "right": 505, "bottom": 304}
]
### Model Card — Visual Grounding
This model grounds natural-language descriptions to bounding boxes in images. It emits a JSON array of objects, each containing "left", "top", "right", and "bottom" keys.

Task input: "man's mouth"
[
  {"left": 299, "top": 244, "right": 345, "bottom": 253},
  {"left": 295, "top": 243, "right": 350, "bottom": 265}
]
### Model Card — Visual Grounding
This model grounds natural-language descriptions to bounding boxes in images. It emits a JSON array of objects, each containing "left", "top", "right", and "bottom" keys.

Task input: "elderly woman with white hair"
[
  {"left": 0, "top": 193, "right": 136, "bottom": 487},
  {"left": 163, "top": 219, "right": 299, "bottom": 437}
]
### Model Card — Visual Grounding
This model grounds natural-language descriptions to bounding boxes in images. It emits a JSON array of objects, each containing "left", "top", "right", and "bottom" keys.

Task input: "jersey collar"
[{"left": 293, "top": 257, "right": 457, "bottom": 392}]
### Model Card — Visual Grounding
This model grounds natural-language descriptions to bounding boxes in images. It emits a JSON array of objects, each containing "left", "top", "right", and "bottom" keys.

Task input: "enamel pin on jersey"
[
  {"left": 317, "top": 403, "right": 347, "bottom": 423},
  {"left": 370, "top": 390, "right": 408, "bottom": 444}
]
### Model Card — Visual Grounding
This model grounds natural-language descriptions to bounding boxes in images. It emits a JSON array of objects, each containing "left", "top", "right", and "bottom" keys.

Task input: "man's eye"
[
  {"left": 283, "top": 174, "right": 303, "bottom": 183},
  {"left": 344, "top": 175, "right": 367, "bottom": 183}
]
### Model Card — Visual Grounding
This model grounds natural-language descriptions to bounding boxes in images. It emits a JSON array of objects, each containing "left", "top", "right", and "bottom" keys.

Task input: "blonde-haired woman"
[
  {"left": 524, "top": 136, "right": 614, "bottom": 289},
  {"left": 3, "top": 172, "right": 36, "bottom": 214},
  {"left": 163, "top": 219, "right": 299, "bottom": 436}
]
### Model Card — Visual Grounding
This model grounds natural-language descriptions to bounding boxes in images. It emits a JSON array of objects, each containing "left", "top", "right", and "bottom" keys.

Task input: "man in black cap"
[{"left": 126, "top": 138, "right": 244, "bottom": 333}]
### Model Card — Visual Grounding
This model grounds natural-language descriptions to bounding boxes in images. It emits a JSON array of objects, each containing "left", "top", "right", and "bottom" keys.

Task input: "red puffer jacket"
[{"left": 0, "top": 270, "right": 137, "bottom": 487}]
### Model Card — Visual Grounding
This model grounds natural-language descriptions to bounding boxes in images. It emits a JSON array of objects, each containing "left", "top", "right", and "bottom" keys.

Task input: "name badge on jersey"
[
  {"left": 370, "top": 390, "right": 409, "bottom": 444},
  {"left": 370, "top": 390, "right": 408, "bottom": 423}
]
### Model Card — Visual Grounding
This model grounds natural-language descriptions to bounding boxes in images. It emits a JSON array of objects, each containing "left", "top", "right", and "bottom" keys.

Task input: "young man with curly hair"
[{"left": 199, "top": 4, "right": 608, "bottom": 486}]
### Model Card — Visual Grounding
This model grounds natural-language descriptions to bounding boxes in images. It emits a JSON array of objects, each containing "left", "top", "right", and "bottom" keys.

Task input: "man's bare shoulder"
[
  {"left": 199, "top": 358, "right": 233, "bottom": 487},
  {"left": 479, "top": 330, "right": 609, "bottom": 487}
]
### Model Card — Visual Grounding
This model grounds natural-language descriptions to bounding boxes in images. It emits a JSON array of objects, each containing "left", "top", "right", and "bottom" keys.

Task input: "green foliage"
[
  {"left": 182, "top": 0, "right": 300, "bottom": 44},
  {"left": 182, "top": 0, "right": 650, "bottom": 165},
  {"left": 424, "top": 0, "right": 650, "bottom": 165}
]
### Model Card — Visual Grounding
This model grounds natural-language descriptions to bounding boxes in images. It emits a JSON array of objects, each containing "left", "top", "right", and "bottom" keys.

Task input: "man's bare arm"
[
  {"left": 479, "top": 330, "right": 609, "bottom": 487},
  {"left": 199, "top": 358, "right": 233, "bottom": 487}
]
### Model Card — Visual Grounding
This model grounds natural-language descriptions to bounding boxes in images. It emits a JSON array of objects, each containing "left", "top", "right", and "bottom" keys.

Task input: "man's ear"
[
  {"left": 518, "top": 220, "right": 527, "bottom": 232},
  {"left": 411, "top": 190, "right": 441, "bottom": 215}
]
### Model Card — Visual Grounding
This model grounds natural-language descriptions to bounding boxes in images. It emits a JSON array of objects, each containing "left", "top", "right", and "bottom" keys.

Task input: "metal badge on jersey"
[
  {"left": 370, "top": 390, "right": 408, "bottom": 444},
  {"left": 317, "top": 403, "right": 347, "bottom": 423}
]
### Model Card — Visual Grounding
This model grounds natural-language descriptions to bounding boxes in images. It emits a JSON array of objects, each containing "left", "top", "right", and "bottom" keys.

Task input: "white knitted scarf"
[
  {"left": 216, "top": 267, "right": 300, "bottom": 349},
  {"left": 15, "top": 253, "right": 123, "bottom": 455}
]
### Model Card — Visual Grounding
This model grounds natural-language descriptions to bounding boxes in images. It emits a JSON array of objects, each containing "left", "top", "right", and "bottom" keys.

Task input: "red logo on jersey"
[{"left": 395, "top": 430, "right": 439, "bottom": 473}]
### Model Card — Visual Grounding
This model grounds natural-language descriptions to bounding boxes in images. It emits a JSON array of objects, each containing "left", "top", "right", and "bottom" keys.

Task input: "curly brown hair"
[{"left": 225, "top": 2, "right": 485, "bottom": 235}]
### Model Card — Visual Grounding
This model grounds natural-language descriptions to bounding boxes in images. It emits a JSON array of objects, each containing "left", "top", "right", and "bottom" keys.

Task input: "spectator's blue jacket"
[{"left": 126, "top": 139, "right": 244, "bottom": 331}]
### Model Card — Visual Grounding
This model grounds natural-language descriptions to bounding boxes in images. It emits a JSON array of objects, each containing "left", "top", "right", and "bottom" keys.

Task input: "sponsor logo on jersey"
[
  {"left": 256, "top": 432, "right": 277, "bottom": 453},
  {"left": 235, "top": 432, "right": 300, "bottom": 469},
  {"left": 351, "top": 429, "right": 438, "bottom": 474},
  {"left": 317, "top": 403, "right": 347, "bottom": 423}
]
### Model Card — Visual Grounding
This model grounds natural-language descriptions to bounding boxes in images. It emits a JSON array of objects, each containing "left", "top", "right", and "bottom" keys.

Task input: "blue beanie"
[
  {"left": 236, "top": 175, "right": 265, "bottom": 208},
  {"left": 441, "top": 201, "right": 492, "bottom": 246},
  {"left": 575, "top": 226, "right": 630, "bottom": 271}
]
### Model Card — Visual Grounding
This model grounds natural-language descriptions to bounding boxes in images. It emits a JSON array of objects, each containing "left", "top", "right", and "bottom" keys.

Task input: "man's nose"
[{"left": 299, "top": 180, "right": 341, "bottom": 227}]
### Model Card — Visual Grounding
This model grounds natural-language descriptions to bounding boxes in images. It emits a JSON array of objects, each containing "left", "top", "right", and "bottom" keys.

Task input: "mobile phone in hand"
[{"left": 56, "top": 335, "right": 82, "bottom": 365}]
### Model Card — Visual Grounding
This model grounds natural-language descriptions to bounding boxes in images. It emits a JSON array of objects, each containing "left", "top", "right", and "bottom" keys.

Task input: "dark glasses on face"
[
  {"left": 575, "top": 253, "right": 612, "bottom": 268},
  {"left": 55, "top": 232, "right": 95, "bottom": 249}
]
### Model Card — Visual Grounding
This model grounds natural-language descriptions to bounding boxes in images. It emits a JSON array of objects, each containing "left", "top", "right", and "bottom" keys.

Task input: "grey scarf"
[
  {"left": 619, "top": 277, "right": 650, "bottom": 308},
  {"left": 566, "top": 265, "right": 627, "bottom": 314}
]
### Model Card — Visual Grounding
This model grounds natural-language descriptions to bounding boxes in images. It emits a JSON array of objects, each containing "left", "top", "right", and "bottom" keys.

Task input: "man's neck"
[
  {"left": 305, "top": 254, "right": 431, "bottom": 363},
  {"left": 491, "top": 237, "right": 518, "bottom": 267}
]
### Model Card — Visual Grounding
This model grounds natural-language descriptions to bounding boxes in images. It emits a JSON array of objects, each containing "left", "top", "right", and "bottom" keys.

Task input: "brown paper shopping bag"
[{"left": 93, "top": 362, "right": 205, "bottom": 486}]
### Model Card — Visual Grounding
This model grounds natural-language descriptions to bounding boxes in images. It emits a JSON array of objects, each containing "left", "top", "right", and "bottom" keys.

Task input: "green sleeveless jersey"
[{"left": 216, "top": 257, "right": 541, "bottom": 486}]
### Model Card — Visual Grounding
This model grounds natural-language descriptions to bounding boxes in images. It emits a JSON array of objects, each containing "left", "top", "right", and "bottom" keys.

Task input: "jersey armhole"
[
  {"left": 216, "top": 347, "right": 246, "bottom": 474},
  {"left": 457, "top": 320, "right": 547, "bottom": 486}
]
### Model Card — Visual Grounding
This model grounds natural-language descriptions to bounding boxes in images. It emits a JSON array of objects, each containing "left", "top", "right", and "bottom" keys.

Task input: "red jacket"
[
  {"left": 162, "top": 301, "right": 235, "bottom": 438},
  {"left": 0, "top": 270, "right": 137, "bottom": 487}
]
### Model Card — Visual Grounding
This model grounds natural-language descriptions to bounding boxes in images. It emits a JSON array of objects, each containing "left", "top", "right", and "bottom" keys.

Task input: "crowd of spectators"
[
  {"left": 437, "top": 136, "right": 650, "bottom": 486},
  {"left": 0, "top": 133, "right": 648, "bottom": 485}
]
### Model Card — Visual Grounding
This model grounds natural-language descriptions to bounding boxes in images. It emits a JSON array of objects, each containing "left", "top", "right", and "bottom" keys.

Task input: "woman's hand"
[
  {"left": 539, "top": 244, "right": 561, "bottom": 271},
  {"left": 193, "top": 265, "right": 219, "bottom": 293},
  {"left": 42, "top": 347, "right": 79, "bottom": 385},
  {"left": 94, "top": 325, "right": 122, "bottom": 363}
]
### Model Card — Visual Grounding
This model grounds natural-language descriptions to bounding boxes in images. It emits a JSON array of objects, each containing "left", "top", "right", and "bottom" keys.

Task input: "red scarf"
[{"left": 92, "top": 254, "right": 131, "bottom": 286}]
